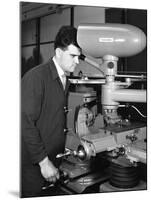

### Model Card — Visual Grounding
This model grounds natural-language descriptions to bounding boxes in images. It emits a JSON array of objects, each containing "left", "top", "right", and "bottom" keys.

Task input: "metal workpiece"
[{"left": 77, "top": 23, "right": 146, "bottom": 58}]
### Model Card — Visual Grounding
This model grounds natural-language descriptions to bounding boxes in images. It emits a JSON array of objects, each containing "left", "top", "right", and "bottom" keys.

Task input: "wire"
[
  {"left": 119, "top": 104, "right": 147, "bottom": 118},
  {"left": 131, "top": 105, "right": 147, "bottom": 118}
]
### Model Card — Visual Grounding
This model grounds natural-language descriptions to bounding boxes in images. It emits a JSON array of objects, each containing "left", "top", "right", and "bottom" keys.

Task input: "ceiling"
[
  {"left": 21, "top": 2, "right": 56, "bottom": 13},
  {"left": 20, "top": 2, "right": 73, "bottom": 21}
]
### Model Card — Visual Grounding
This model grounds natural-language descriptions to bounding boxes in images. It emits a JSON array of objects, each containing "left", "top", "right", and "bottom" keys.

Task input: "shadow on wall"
[{"left": 21, "top": 47, "right": 43, "bottom": 77}]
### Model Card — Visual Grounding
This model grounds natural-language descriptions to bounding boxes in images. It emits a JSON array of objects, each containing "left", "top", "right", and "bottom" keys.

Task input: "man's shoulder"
[
  {"left": 23, "top": 59, "right": 53, "bottom": 80},
  {"left": 32, "top": 59, "right": 52, "bottom": 74}
]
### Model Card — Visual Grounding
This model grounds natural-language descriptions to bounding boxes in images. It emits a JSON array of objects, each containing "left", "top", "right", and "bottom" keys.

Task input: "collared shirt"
[{"left": 52, "top": 56, "right": 66, "bottom": 87}]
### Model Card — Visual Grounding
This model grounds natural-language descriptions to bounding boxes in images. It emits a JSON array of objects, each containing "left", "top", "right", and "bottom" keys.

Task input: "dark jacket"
[{"left": 21, "top": 59, "right": 70, "bottom": 197}]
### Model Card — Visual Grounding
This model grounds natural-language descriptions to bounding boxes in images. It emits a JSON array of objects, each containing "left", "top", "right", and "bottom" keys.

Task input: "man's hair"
[{"left": 54, "top": 26, "right": 80, "bottom": 50}]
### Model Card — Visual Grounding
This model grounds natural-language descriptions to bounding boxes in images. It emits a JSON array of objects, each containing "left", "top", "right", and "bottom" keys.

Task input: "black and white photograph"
[
  {"left": 20, "top": 1, "right": 147, "bottom": 198},
  {"left": 0, "top": 0, "right": 150, "bottom": 199}
]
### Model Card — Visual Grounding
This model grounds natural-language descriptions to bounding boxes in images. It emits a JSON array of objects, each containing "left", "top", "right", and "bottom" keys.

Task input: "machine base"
[{"left": 99, "top": 180, "right": 147, "bottom": 192}]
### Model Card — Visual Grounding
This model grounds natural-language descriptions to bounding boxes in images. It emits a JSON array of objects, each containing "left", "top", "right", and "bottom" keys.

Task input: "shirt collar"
[{"left": 52, "top": 56, "right": 65, "bottom": 78}]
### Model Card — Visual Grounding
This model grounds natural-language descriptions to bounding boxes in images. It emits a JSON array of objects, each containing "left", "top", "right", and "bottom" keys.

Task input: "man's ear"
[{"left": 55, "top": 48, "right": 62, "bottom": 58}]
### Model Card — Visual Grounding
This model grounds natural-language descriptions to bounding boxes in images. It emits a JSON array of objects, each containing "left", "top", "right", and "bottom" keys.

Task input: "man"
[{"left": 21, "top": 26, "right": 81, "bottom": 197}]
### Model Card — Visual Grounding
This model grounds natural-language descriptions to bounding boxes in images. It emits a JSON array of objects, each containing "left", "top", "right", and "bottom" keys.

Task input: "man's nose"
[{"left": 74, "top": 56, "right": 79, "bottom": 64}]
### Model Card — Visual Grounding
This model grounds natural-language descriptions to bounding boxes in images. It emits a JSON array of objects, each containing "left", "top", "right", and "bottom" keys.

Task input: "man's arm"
[
  {"left": 21, "top": 70, "right": 47, "bottom": 164},
  {"left": 39, "top": 157, "right": 60, "bottom": 183},
  {"left": 22, "top": 70, "right": 59, "bottom": 182}
]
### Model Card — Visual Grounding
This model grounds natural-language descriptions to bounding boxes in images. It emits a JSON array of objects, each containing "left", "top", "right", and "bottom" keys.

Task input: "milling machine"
[{"left": 56, "top": 23, "right": 147, "bottom": 194}]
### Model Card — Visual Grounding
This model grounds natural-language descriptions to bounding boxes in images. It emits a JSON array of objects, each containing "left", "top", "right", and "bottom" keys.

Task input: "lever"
[
  {"left": 56, "top": 148, "right": 74, "bottom": 159},
  {"left": 42, "top": 170, "right": 69, "bottom": 190}
]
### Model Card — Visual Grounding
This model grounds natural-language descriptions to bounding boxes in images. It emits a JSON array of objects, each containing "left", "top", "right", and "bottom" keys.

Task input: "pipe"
[{"left": 112, "top": 89, "right": 146, "bottom": 103}]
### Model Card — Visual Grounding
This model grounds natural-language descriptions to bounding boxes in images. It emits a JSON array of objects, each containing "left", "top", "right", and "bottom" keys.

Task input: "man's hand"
[{"left": 39, "top": 157, "right": 60, "bottom": 183}]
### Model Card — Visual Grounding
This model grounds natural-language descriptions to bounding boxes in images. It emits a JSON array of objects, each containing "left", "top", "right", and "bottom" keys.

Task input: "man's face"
[{"left": 59, "top": 44, "right": 81, "bottom": 73}]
